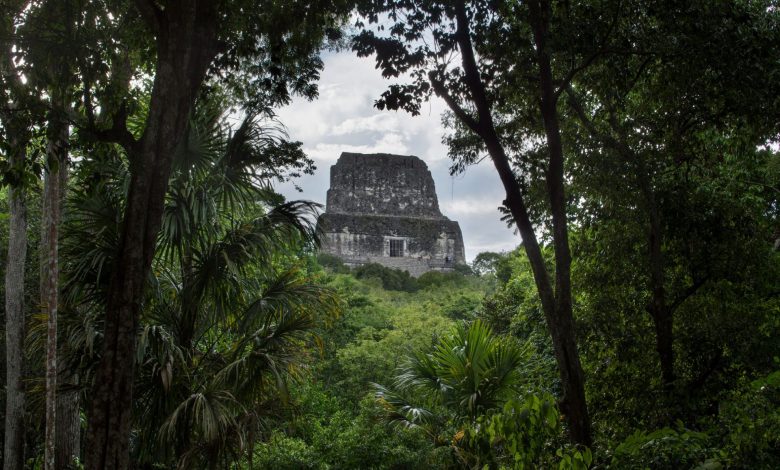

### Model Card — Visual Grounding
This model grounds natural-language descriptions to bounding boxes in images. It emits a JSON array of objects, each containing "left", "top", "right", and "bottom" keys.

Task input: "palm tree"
[
  {"left": 375, "top": 319, "right": 529, "bottom": 437},
  {"left": 55, "top": 97, "right": 339, "bottom": 468}
]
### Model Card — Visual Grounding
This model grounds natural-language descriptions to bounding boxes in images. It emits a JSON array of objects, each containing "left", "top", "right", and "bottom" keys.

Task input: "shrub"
[
  {"left": 713, "top": 370, "right": 780, "bottom": 468},
  {"left": 354, "top": 263, "right": 419, "bottom": 292},
  {"left": 316, "top": 252, "right": 351, "bottom": 274},
  {"left": 442, "top": 294, "right": 481, "bottom": 320},
  {"left": 417, "top": 270, "right": 465, "bottom": 288},
  {"left": 609, "top": 425, "right": 717, "bottom": 469}
]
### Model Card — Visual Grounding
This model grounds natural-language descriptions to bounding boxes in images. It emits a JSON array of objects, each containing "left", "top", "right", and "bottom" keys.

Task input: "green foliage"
[
  {"left": 322, "top": 276, "right": 455, "bottom": 406},
  {"left": 247, "top": 268, "right": 487, "bottom": 468},
  {"left": 709, "top": 369, "right": 780, "bottom": 469},
  {"left": 376, "top": 319, "right": 530, "bottom": 424},
  {"left": 417, "top": 270, "right": 468, "bottom": 289},
  {"left": 472, "top": 251, "right": 505, "bottom": 277},
  {"left": 609, "top": 426, "right": 716, "bottom": 470},
  {"left": 354, "top": 262, "right": 420, "bottom": 292},
  {"left": 6, "top": 1, "right": 780, "bottom": 467},
  {"left": 459, "top": 395, "right": 591, "bottom": 470},
  {"left": 479, "top": 249, "right": 559, "bottom": 395},
  {"left": 316, "top": 252, "right": 351, "bottom": 274},
  {"left": 252, "top": 434, "right": 318, "bottom": 469},
  {"left": 371, "top": 316, "right": 591, "bottom": 469},
  {"left": 452, "top": 262, "right": 475, "bottom": 276},
  {"left": 252, "top": 393, "right": 442, "bottom": 469},
  {"left": 462, "top": 395, "right": 595, "bottom": 469},
  {"left": 441, "top": 294, "right": 481, "bottom": 321}
]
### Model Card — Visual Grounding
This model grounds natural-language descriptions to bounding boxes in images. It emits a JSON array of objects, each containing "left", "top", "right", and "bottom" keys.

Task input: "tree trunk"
[
  {"left": 56, "top": 378, "right": 81, "bottom": 468},
  {"left": 53, "top": 166, "right": 80, "bottom": 470},
  {"left": 84, "top": 2, "right": 219, "bottom": 468},
  {"left": 4, "top": 138, "right": 28, "bottom": 470},
  {"left": 436, "top": 0, "right": 592, "bottom": 447},
  {"left": 42, "top": 96, "right": 69, "bottom": 470},
  {"left": 517, "top": 0, "right": 592, "bottom": 446},
  {"left": 628, "top": 148, "right": 676, "bottom": 387},
  {"left": 2, "top": 5, "right": 30, "bottom": 466},
  {"left": 643, "top": 185, "right": 675, "bottom": 386},
  {"left": 43, "top": 164, "right": 61, "bottom": 470}
]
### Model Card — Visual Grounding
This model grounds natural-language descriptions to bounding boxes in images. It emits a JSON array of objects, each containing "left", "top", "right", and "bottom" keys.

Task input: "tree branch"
[
  {"left": 669, "top": 275, "right": 709, "bottom": 314},
  {"left": 428, "top": 73, "right": 480, "bottom": 134},
  {"left": 554, "top": 0, "right": 622, "bottom": 99},
  {"left": 79, "top": 100, "right": 137, "bottom": 151},
  {"left": 134, "top": 0, "right": 163, "bottom": 33},
  {"left": 565, "top": 85, "right": 635, "bottom": 159},
  {"left": 453, "top": 0, "right": 493, "bottom": 130},
  {"left": 554, "top": 50, "right": 603, "bottom": 99}
]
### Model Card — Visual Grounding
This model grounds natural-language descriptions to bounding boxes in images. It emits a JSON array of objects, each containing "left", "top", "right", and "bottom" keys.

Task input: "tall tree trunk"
[
  {"left": 84, "top": 2, "right": 219, "bottom": 468},
  {"left": 42, "top": 95, "right": 69, "bottom": 470},
  {"left": 430, "top": 0, "right": 592, "bottom": 446},
  {"left": 522, "top": 0, "right": 591, "bottom": 446},
  {"left": 2, "top": 5, "right": 30, "bottom": 466},
  {"left": 53, "top": 159, "right": 80, "bottom": 469},
  {"left": 4, "top": 137, "right": 28, "bottom": 470},
  {"left": 51, "top": 163, "right": 80, "bottom": 469},
  {"left": 527, "top": 0, "right": 591, "bottom": 446}
]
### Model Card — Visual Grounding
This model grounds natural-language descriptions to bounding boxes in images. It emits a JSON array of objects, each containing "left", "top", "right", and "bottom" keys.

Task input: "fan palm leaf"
[{"left": 378, "top": 320, "right": 531, "bottom": 427}]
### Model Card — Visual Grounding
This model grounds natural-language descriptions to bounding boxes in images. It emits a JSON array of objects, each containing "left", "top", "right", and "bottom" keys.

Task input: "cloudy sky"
[{"left": 274, "top": 51, "right": 520, "bottom": 261}]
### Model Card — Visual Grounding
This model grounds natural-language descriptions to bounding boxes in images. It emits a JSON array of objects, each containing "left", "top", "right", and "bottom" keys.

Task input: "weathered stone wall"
[
  {"left": 319, "top": 213, "right": 465, "bottom": 261},
  {"left": 318, "top": 152, "right": 465, "bottom": 275},
  {"left": 326, "top": 152, "right": 443, "bottom": 218}
]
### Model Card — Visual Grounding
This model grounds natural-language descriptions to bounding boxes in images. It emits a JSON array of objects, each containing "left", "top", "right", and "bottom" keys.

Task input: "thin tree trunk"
[
  {"left": 84, "top": 2, "right": 219, "bottom": 468},
  {"left": 641, "top": 175, "right": 675, "bottom": 386},
  {"left": 51, "top": 162, "right": 80, "bottom": 469},
  {"left": 43, "top": 169, "right": 61, "bottom": 470},
  {"left": 4, "top": 138, "right": 28, "bottom": 470},
  {"left": 54, "top": 164, "right": 80, "bottom": 469},
  {"left": 526, "top": 0, "right": 591, "bottom": 445},
  {"left": 42, "top": 95, "right": 69, "bottom": 469},
  {"left": 430, "top": 0, "right": 592, "bottom": 446},
  {"left": 627, "top": 141, "right": 676, "bottom": 386}
]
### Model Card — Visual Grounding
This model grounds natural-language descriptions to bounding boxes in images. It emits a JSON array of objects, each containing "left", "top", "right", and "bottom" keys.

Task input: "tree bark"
[
  {"left": 56, "top": 379, "right": 81, "bottom": 469},
  {"left": 2, "top": 5, "right": 30, "bottom": 463},
  {"left": 3, "top": 136, "right": 28, "bottom": 470},
  {"left": 84, "top": 2, "right": 219, "bottom": 468},
  {"left": 431, "top": 0, "right": 592, "bottom": 446},
  {"left": 53, "top": 165, "right": 80, "bottom": 469},
  {"left": 42, "top": 93, "right": 69, "bottom": 470}
]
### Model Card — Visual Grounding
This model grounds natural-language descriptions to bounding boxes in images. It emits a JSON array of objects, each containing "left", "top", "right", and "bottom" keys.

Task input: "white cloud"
[
  {"left": 331, "top": 113, "right": 398, "bottom": 136},
  {"left": 441, "top": 198, "right": 502, "bottom": 216},
  {"left": 301, "top": 132, "right": 410, "bottom": 163}
]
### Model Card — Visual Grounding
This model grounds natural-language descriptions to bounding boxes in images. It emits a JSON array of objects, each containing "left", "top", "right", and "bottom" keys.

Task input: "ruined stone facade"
[{"left": 318, "top": 152, "right": 465, "bottom": 276}]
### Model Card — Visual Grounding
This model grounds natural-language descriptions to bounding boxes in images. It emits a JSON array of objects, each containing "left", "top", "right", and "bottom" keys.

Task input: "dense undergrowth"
[{"left": 248, "top": 252, "right": 780, "bottom": 469}]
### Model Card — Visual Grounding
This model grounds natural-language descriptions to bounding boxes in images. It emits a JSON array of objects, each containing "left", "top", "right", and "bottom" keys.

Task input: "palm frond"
[
  {"left": 378, "top": 319, "right": 532, "bottom": 426},
  {"left": 158, "top": 389, "right": 242, "bottom": 449}
]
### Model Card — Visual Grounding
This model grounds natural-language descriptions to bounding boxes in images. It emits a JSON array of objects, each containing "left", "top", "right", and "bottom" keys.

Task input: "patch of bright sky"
[{"left": 274, "top": 50, "right": 520, "bottom": 261}]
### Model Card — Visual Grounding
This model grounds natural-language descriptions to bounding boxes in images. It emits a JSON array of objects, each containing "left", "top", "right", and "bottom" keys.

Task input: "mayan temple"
[{"left": 317, "top": 152, "right": 465, "bottom": 276}]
